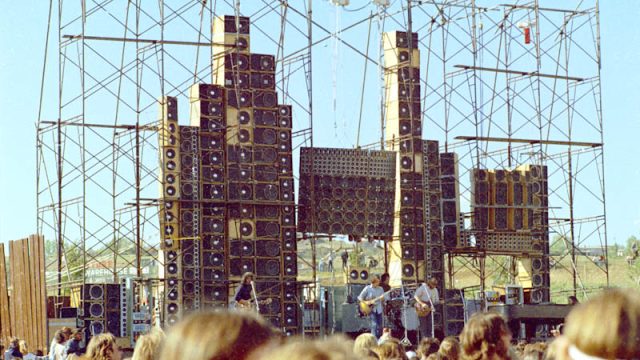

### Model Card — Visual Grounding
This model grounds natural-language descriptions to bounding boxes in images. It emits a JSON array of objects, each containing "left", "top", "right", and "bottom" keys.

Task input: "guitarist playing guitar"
[
  {"left": 414, "top": 277, "right": 443, "bottom": 339},
  {"left": 357, "top": 275, "right": 386, "bottom": 339},
  {"left": 234, "top": 272, "right": 267, "bottom": 312}
]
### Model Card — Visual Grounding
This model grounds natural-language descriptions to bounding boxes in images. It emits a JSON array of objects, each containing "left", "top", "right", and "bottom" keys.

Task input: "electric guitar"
[
  {"left": 236, "top": 298, "right": 272, "bottom": 311},
  {"left": 415, "top": 301, "right": 434, "bottom": 317},
  {"left": 359, "top": 289, "right": 394, "bottom": 316}
]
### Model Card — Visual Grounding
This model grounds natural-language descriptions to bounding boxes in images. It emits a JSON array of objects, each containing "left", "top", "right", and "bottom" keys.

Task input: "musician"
[
  {"left": 414, "top": 277, "right": 442, "bottom": 339},
  {"left": 358, "top": 275, "right": 385, "bottom": 338},
  {"left": 235, "top": 272, "right": 255, "bottom": 308},
  {"left": 380, "top": 273, "right": 391, "bottom": 292}
]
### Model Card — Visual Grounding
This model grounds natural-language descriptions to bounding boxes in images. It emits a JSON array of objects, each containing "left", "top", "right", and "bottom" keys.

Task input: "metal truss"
[{"left": 37, "top": 0, "right": 606, "bottom": 325}]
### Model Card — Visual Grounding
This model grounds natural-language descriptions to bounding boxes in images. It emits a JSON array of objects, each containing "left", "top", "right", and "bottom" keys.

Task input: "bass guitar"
[{"left": 359, "top": 289, "right": 395, "bottom": 316}]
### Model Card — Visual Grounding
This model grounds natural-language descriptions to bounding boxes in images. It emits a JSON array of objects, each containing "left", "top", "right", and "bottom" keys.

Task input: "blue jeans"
[
  {"left": 369, "top": 311, "right": 383, "bottom": 338},
  {"left": 419, "top": 314, "right": 433, "bottom": 339}
]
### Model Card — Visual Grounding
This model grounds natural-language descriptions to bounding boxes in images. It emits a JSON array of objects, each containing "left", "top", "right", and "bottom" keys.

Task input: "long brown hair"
[
  {"left": 85, "top": 333, "right": 120, "bottom": 360},
  {"left": 460, "top": 312, "right": 511, "bottom": 360},
  {"left": 159, "top": 311, "right": 276, "bottom": 360}
]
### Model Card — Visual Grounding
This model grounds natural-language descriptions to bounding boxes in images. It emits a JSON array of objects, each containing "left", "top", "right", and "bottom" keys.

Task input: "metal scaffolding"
[{"left": 36, "top": 0, "right": 607, "bottom": 326}]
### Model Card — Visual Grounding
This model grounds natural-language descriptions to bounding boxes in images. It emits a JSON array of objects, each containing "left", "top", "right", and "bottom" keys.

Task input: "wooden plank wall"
[
  {"left": 0, "top": 244, "right": 11, "bottom": 341},
  {"left": 6, "top": 236, "right": 47, "bottom": 353}
]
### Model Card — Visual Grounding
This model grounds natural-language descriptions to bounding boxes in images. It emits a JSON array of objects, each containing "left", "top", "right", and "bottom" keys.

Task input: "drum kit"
[{"left": 384, "top": 286, "right": 419, "bottom": 331}]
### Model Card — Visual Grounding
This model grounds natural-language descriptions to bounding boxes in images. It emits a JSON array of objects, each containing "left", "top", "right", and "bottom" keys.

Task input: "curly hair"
[
  {"left": 460, "top": 312, "right": 511, "bottom": 360},
  {"left": 85, "top": 333, "right": 120, "bottom": 360}
]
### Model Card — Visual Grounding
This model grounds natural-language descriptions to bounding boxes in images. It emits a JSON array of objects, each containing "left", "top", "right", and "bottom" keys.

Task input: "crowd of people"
[{"left": 5, "top": 287, "right": 638, "bottom": 360}]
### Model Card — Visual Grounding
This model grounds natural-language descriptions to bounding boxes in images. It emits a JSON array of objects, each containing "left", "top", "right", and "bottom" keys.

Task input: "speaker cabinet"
[
  {"left": 227, "top": 90, "right": 252, "bottom": 108},
  {"left": 225, "top": 53, "right": 250, "bottom": 71},
  {"left": 224, "top": 71, "right": 250, "bottom": 89},
  {"left": 159, "top": 96, "right": 181, "bottom": 201},
  {"left": 250, "top": 54, "right": 276, "bottom": 72},
  {"left": 160, "top": 201, "right": 180, "bottom": 250},
  {"left": 253, "top": 91, "right": 278, "bottom": 108},
  {"left": 217, "top": 15, "right": 251, "bottom": 35},
  {"left": 346, "top": 267, "right": 370, "bottom": 284},
  {"left": 254, "top": 109, "right": 278, "bottom": 126},
  {"left": 443, "top": 289, "right": 465, "bottom": 336},
  {"left": 250, "top": 73, "right": 275, "bottom": 90}
]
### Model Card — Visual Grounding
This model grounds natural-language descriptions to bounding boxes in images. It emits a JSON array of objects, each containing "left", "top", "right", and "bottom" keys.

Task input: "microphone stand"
[{"left": 251, "top": 281, "right": 260, "bottom": 314}]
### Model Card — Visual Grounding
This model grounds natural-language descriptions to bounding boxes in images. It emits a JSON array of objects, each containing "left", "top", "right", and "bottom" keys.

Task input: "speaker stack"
[
  {"left": 382, "top": 30, "right": 426, "bottom": 285},
  {"left": 191, "top": 83, "right": 228, "bottom": 312},
  {"left": 509, "top": 170, "right": 527, "bottom": 231},
  {"left": 81, "top": 284, "right": 122, "bottom": 339},
  {"left": 297, "top": 148, "right": 395, "bottom": 239},
  {"left": 158, "top": 96, "right": 184, "bottom": 325},
  {"left": 490, "top": 170, "right": 509, "bottom": 231},
  {"left": 159, "top": 97, "right": 181, "bottom": 252},
  {"left": 210, "top": 14, "right": 299, "bottom": 335},
  {"left": 443, "top": 289, "right": 465, "bottom": 336},
  {"left": 440, "top": 153, "right": 460, "bottom": 249},
  {"left": 525, "top": 165, "right": 549, "bottom": 304},
  {"left": 471, "top": 168, "right": 490, "bottom": 247}
]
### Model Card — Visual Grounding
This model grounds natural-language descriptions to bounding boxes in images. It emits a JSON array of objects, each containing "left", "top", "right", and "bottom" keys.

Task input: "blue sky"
[{"left": 0, "top": 1, "right": 638, "bottom": 248}]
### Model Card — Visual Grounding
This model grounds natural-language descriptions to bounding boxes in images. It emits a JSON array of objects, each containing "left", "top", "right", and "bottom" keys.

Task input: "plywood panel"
[
  {"left": 37, "top": 235, "right": 48, "bottom": 352},
  {"left": 0, "top": 243, "right": 11, "bottom": 342}
]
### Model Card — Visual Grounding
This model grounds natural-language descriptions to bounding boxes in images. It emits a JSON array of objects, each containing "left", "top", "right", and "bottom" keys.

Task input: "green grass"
[{"left": 296, "top": 239, "right": 638, "bottom": 301}]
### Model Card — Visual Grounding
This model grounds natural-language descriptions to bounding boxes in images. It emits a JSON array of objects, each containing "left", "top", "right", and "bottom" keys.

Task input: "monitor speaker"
[{"left": 250, "top": 54, "right": 276, "bottom": 72}]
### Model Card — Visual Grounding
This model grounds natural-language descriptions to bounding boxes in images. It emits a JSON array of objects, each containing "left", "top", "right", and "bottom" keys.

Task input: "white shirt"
[{"left": 415, "top": 283, "right": 439, "bottom": 305}]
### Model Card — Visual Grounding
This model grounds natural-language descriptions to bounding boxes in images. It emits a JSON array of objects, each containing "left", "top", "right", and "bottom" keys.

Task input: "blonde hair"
[
  {"left": 439, "top": 336, "right": 461, "bottom": 360},
  {"left": 460, "top": 312, "right": 511, "bottom": 360},
  {"left": 354, "top": 333, "right": 378, "bottom": 357},
  {"left": 132, "top": 328, "right": 165, "bottom": 360},
  {"left": 85, "top": 333, "right": 119, "bottom": 360},
  {"left": 375, "top": 338, "right": 408, "bottom": 360},
  {"left": 159, "top": 311, "right": 276, "bottom": 360},
  {"left": 251, "top": 336, "right": 359, "bottom": 360},
  {"left": 564, "top": 288, "right": 640, "bottom": 359},
  {"left": 18, "top": 340, "right": 28, "bottom": 355}
]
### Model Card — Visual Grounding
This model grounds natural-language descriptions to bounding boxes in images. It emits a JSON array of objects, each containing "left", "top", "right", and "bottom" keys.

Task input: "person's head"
[
  {"left": 375, "top": 338, "right": 408, "bottom": 360},
  {"left": 428, "top": 278, "right": 438, "bottom": 289},
  {"left": 72, "top": 328, "right": 83, "bottom": 341},
  {"left": 8, "top": 338, "right": 18, "bottom": 349},
  {"left": 242, "top": 272, "right": 255, "bottom": 285},
  {"left": 417, "top": 338, "right": 441, "bottom": 360},
  {"left": 567, "top": 296, "right": 579, "bottom": 305},
  {"left": 354, "top": 333, "right": 378, "bottom": 357},
  {"left": 251, "top": 336, "right": 359, "bottom": 360},
  {"left": 131, "top": 328, "right": 165, "bottom": 360},
  {"left": 61, "top": 326, "right": 73, "bottom": 341},
  {"left": 438, "top": 336, "right": 460, "bottom": 360},
  {"left": 54, "top": 330, "right": 65, "bottom": 345},
  {"left": 521, "top": 343, "right": 546, "bottom": 360},
  {"left": 460, "top": 312, "right": 511, "bottom": 360},
  {"left": 563, "top": 288, "right": 640, "bottom": 360},
  {"left": 85, "top": 333, "right": 121, "bottom": 360},
  {"left": 371, "top": 275, "right": 381, "bottom": 287},
  {"left": 160, "top": 311, "right": 276, "bottom": 360},
  {"left": 381, "top": 273, "right": 390, "bottom": 285},
  {"left": 18, "top": 340, "right": 27, "bottom": 354}
]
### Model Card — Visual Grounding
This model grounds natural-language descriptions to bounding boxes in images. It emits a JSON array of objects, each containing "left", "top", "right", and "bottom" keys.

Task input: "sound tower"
[
  {"left": 190, "top": 83, "right": 228, "bottom": 311},
  {"left": 210, "top": 14, "right": 300, "bottom": 335},
  {"left": 158, "top": 96, "right": 183, "bottom": 325},
  {"left": 422, "top": 140, "right": 445, "bottom": 333},
  {"left": 525, "top": 165, "right": 549, "bottom": 304},
  {"left": 440, "top": 153, "right": 460, "bottom": 249},
  {"left": 383, "top": 30, "right": 426, "bottom": 286}
]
